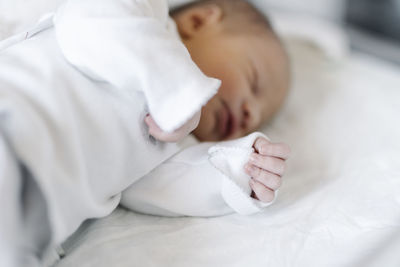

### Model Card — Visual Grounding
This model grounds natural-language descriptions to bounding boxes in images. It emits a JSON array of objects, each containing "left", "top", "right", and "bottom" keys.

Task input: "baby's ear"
[{"left": 175, "top": 4, "right": 223, "bottom": 39}]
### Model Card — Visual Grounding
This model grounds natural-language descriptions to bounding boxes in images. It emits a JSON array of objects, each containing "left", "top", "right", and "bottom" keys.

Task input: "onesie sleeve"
[
  {"left": 53, "top": 0, "right": 220, "bottom": 132},
  {"left": 121, "top": 132, "right": 277, "bottom": 217}
]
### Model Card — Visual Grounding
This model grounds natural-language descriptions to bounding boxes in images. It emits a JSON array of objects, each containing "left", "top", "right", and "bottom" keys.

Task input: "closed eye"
[{"left": 251, "top": 63, "right": 259, "bottom": 95}]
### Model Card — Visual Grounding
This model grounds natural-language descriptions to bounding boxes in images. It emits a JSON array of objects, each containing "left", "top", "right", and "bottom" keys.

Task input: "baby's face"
[
  {"left": 173, "top": 6, "right": 289, "bottom": 141},
  {"left": 185, "top": 33, "right": 289, "bottom": 141}
]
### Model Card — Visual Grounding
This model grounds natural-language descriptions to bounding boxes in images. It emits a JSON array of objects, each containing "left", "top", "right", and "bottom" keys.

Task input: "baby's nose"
[
  {"left": 241, "top": 101, "right": 259, "bottom": 131},
  {"left": 241, "top": 102, "right": 251, "bottom": 129}
]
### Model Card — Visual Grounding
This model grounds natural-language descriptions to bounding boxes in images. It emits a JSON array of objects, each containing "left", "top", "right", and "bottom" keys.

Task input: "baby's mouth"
[{"left": 218, "top": 101, "right": 235, "bottom": 139}]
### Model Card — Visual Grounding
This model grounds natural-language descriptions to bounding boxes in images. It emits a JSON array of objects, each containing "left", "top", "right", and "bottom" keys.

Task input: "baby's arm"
[
  {"left": 54, "top": 0, "right": 220, "bottom": 134},
  {"left": 121, "top": 133, "right": 290, "bottom": 217}
]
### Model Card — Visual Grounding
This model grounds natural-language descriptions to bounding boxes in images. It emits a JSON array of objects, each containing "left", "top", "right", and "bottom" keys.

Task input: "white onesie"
[{"left": 0, "top": 0, "right": 275, "bottom": 266}]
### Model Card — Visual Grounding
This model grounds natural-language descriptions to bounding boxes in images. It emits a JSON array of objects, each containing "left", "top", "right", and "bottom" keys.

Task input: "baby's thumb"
[
  {"left": 145, "top": 114, "right": 182, "bottom": 143},
  {"left": 145, "top": 115, "right": 163, "bottom": 137},
  {"left": 145, "top": 112, "right": 201, "bottom": 143}
]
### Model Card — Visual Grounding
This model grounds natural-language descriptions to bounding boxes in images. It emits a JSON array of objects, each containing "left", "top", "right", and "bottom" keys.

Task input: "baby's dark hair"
[{"left": 170, "top": 0, "right": 275, "bottom": 37}]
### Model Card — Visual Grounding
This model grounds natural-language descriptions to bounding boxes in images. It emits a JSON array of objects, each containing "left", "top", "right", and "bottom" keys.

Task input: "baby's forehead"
[
  {"left": 244, "top": 36, "right": 283, "bottom": 71},
  {"left": 235, "top": 32, "right": 281, "bottom": 58},
  {"left": 247, "top": 35, "right": 288, "bottom": 114}
]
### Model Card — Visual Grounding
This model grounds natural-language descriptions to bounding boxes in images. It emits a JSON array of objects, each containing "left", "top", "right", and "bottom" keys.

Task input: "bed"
[
  {"left": 49, "top": 36, "right": 400, "bottom": 267},
  {"left": 2, "top": 1, "right": 400, "bottom": 266}
]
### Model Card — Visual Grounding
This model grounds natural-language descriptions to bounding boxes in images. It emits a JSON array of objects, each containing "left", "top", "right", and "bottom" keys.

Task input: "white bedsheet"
[
  {"left": 53, "top": 42, "right": 400, "bottom": 267},
  {"left": 2, "top": 1, "right": 399, "bottom": 266}
]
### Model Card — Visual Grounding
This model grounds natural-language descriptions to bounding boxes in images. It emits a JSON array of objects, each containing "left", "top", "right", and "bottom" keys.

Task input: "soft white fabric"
[
  {"left": 0, "top": 0, "right": 219, "bottom": 250},
  {"left": 121, "top": 132, "right": 275, "bottom": 217},
  {"left": 42, "top": 131, "right": 271, "bottom": 266},
  {"left": 54, "top": 0, "right": 220, "bottom": 132},
  {"left": 52, "top": 41, "right": 400, "bottom": 267},
  {"left": 2, "top": 0, "right": 400, "bottom": 266},
  {"left": 0, "top": 134, "right": 23, "bottom": 267},
  {"left": 0, "top": 13, "right": 54, "bottom": 51},
  {"left": 267, "top": 11, "right": 349, "bottom": 60},
  {"left": 0, "top": 0, "right": 64, "bottom": 40},
  {"left": 0, "top": 1, "right": 266, "bottom": 265},
  {"left": 167, "top": 0, "right": 345, "bottom": 22},
  {"left": 0, "top": 0, "right": 348, "bottom": 64},
  {"left": 0, "top": 133, "right": 52, "bottom": 267},
  {"left": 0, "top": 24, "right": 178, "bottom": 247}
]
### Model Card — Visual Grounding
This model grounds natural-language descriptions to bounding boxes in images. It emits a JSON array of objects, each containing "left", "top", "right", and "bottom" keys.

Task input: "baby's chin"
[
  {"left": 193, "top": 129, "right": 244, "bottom": 142},
  {"left": 192, "top": 115, "right": 219, "bottom": 142},
  {"left": 192, "top": 123, "right": 221, "bottom": 141},
  {"left": 192, "top": 130, "right": 219, "bottom": 142}
]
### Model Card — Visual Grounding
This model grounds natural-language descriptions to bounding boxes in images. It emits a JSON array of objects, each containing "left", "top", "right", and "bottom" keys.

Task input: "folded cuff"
[
  {"left": 149, "top": 77, "right": 220, "bottom": 133},
  {"left": 208, "top": 132, "right": 277, "bottom": 215}
]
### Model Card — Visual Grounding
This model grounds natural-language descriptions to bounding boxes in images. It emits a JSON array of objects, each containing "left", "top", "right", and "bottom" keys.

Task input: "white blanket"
[
  {"left": 1, "top": 1, "right": 399, "bottom": 266},
  {"left": 0, "top": 0, "right": 221, "bottom": 251},
  {"left": 53, "top": 41, "right": 400, "bottom": 267},
  {"left": 0, "top": 2, "right": 273, "bottom": 266}
]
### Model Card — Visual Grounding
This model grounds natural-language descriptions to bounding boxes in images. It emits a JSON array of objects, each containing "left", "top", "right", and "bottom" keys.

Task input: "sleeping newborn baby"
[
  {"left": 122, "top": 0, "right": 291, "bottom": 216},
  {"left": 0, "top": 0, "right": 289, "bottom": 266}
]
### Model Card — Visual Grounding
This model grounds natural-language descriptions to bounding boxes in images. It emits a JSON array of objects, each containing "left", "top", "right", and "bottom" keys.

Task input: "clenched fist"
[{"left": 245, "top": 137, "right": 291, "bottom": 203}]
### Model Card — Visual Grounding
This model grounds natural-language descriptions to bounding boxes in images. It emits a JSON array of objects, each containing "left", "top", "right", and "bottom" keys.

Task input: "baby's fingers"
[
  {"left": 245, "top": 164, "right": 282, "bottom": 190},
  {"left": 254, "top": 138, "right": 291, "bottom": 159},
  {"left": 250, "top": 179, "right": 275, "bottom": 203},
  {"left": 145, "top": 115, "right": 163, "bottom": 136},
  {"left": 145, "top": 115, "right": 179, "bottom": 142},
  {"left": 145, "top": 112, "right": 200, "bottom": 143},
  {"left": 249, "top": 153, "right": 285, "bottom": 176}
]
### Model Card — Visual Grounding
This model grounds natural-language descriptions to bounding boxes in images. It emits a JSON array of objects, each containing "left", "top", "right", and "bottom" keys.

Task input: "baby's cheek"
[{"left": 193, "top": 111, "right": 217, "bottom": 141}]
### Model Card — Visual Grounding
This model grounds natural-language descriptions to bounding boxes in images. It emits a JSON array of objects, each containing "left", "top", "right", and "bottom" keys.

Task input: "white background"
[{"left": 0, "top": 0, "right": 346, "bottom": 40}]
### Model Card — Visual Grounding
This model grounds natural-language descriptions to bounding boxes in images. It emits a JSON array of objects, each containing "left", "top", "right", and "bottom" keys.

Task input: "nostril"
[
  {"left": 243, "top": 109, "right": 250, "bottom": 118},
  {"left": 241, "top": 108, "right": 250, "bottom": 129}
]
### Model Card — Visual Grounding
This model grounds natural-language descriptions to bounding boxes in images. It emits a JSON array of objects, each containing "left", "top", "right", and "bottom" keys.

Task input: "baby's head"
[{"left": 171, "top": 0, "right": 290, "bottom": 141}]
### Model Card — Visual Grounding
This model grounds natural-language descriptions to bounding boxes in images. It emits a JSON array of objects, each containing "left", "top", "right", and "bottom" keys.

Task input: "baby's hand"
[
  {"left": 244, "top": 137, "right": 290, "bottom": 203},
  {"left": 145, "top": 111, "right": 201, "bottom": 143}
]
